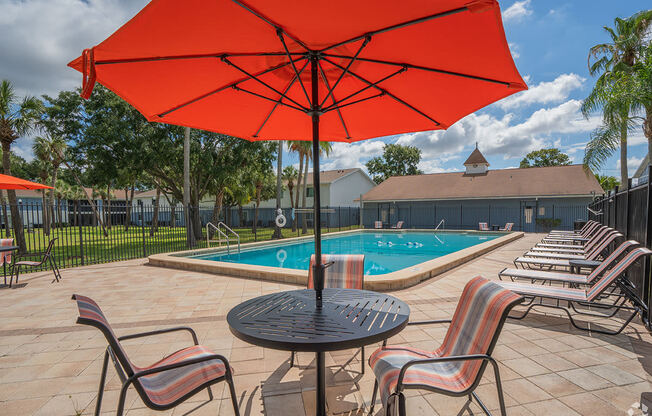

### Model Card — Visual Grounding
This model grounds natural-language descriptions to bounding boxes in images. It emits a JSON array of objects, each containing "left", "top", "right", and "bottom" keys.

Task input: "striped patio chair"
[
  {"left": 10, "top": 238, "right": 62, "bottom": 287},
  {"left": 500, "top": 246, "right": 652, "bottom": 335},
  {"left": 375, "top": 221, "right": 383, "bottom": 229},
  {"left": 391, "top": 221, "right": 404, "bottom": 229},
  {"left": 478, "top": 222, "right": 489, "bottom": 231},
  {"left": 293, "top": 254, "right": 367, "bottom": 373},
  {"left": 523, "top": 230, "right": 622, "bottom": 260},
  {"left": 499, "top": 222, "right": 513, "bottom": 231},
  {"left": 368, "top": 277, "right": 522, "bottom": 416},
  {"left": 0, "top": 238, "right": 13, "bottom": 285},
  {"left": 71, "top": 295, "right": 240, "bottom": 416}
]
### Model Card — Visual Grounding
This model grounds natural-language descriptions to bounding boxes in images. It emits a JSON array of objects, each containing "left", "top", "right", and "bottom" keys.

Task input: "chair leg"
[
  {"left": 491, "top": 357, "right": 508, "bottom": 416},
  {"left": 368, "top": 379, "right": 379, "bottom": 416},
  {"left": 94, "top": 350, "right": 110, "bottom": 416},
  {"left": 290, "top": 351, "right": 295, "bottom": 368},
  {"left": 227, "top": 373, "right": 240, "bottom": 416},
  {"left": 361, "top": 346, "right": 365, "bottom": 374},
  {"left": 11, "top": 265, "right": 20, "bottom": 288},
  {"left": 49, "top": 256, "right": 61, "bottom": 283},
  {"left": 116, "top": 380, "right": 130, "bottom": 416}
]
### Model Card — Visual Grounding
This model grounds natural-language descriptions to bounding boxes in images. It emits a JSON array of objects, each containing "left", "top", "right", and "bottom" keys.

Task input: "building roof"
[
  {"left": 463, "top": 147, "right": 489, "bottom": 165},
  {"left": 361, "top": 165, "right": 604, "bottom": 201},
  {"left": 300, "top": 168, "right": 368, "bottom": 185}
]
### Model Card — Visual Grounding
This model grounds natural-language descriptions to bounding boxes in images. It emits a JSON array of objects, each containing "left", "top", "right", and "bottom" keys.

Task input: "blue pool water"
[{"left": 190, "top": 231, "right": 500, "bottom": 275}]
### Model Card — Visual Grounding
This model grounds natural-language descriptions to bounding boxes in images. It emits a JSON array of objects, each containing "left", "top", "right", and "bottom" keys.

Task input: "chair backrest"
[
  {"left": 581, "top": 226, "right": 609, "bottom": 250},
  {"left": 0, "top": 238, "right": 13, "bottom": 265},
  {"left": 43, "top": 238, "right": 57, "bottom": 258},
  {"left": 585, "top": 240, "right": 639, "bottom": 283},
  {"left": 307, "top": 254, "right": 365, "bottom": 290},
  {"left": 586, "top": 247, "right": 652, "bottom": 301},
  {"left": 374, "top": 221, "right": 382, "bottom": 229},
  {"left": 503, "top": 223, "right": 513, "bottom": 231},
  {"left": 586, "top": 231, "right": 622, "bottom": 260},
  {"left": 478, "top": 222, "right": 489, "bottom": 231},
  {"left": 71, "top": 295, "right": 135, "bottom": 376},
  {"left": 581, "top": 221, "right": 600, "bottom": 237},
  {"left": 435, "top": 277, "right": 522, "bottom": 385},
  {"left": 395, "top": 221, "right": 404, "bottom": 229}
]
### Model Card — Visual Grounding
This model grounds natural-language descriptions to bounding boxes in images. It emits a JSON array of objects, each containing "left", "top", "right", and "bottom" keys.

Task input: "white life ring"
[
  {"left": 276, "top": 249, "right": 287, "bottom": 264},
  {"left": 275, "top": 213, "right": 287, "bottom": 228}
]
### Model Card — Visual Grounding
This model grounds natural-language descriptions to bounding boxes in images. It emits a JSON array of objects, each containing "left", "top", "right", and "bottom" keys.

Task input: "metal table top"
[{"left": 227, "top": 288, "right": 410, "bottom": 352}]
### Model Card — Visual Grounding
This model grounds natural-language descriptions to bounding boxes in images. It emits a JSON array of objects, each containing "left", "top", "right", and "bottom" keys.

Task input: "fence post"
[
  {"left": 78, "top": 205, "right": 85, "bottom": 266},
  {"left": 625, "top": 179, "right": 631, "bottom": 239},
  {"left": 645, "top": 166, "right": 652, "bottom": 329},
  {"left": 139, "top": 200, "right": 147, "bottom": 258}
]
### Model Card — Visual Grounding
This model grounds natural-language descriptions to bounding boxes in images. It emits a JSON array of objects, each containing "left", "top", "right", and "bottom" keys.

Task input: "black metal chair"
[
  {"left": 10, "top": 238, "right": 61, "bottom": 287},
  {"left": 72, "top": 295, "right": 240, "bottom": 416}
]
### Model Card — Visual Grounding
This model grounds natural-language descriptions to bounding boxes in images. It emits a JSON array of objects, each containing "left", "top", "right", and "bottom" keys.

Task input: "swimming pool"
[{"left": 189, "top": 231, "right": 500, "bottom": 275}]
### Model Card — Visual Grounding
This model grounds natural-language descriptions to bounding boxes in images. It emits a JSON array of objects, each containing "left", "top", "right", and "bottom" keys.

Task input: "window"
[
  {"left": 306, "top": 187, "right": 314, "bottom": 197},
  {"left": 538, "top": 206, "right": 545, "bottom": 216}
]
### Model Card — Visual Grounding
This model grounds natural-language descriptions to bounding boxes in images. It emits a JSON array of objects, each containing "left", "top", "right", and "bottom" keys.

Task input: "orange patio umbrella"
[
  {"left": 0, "top": 174, "right": 52, "bottom": 190},
  {"left": 69, "top": 0, "right": 525, "bottom": 307}
]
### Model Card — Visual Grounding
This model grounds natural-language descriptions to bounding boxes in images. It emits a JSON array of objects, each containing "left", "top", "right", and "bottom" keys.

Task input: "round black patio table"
[{"left": 227, "top": 288, "right": 410, "bottom": 416}]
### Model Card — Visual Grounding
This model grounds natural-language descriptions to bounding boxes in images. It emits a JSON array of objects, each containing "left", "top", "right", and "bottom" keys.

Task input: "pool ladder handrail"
[
  {"left": 206, "top": 222, "right": 240, "bottom": 254},
  {"left": 434, "top": 219, "right": 445, "bottom": 230}
]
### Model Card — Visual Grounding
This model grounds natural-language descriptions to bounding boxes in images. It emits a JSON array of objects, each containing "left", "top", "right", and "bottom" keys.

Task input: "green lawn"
[{"left": 1, "top": 224, "right": 360, "bottom": 273}]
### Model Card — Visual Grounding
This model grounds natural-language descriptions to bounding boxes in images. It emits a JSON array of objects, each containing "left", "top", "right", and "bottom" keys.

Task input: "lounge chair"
[
  {"left": 478, "top": 222, "right": 490, "bottom": 231},
  {"left": 523, "top": 231, "right": 621, "bottom": 260},
  {"left": 391, "top": 221, "right": 404, "bottom": 229},
  {"left": 537, "top": 226, "right": 610, "bottom": 249},
  {"left": 499, "top": 222, "right": 513, "bottom": 231},
  {"left": 547, "top": 220, "right": 596, "bottom": 236},
  {"left": 368, "top": 277, "right": 522, "bottom": 416},
  {"left": 514, "top": 232, "right": 622, "bottom": 270},
  {"left": 71, "top": 295, "right": 240, "bottom": 416},
  {"left": 0, "top": 238, "right": 13, "bottom": 285},
  {"left": 291, "top": 254, "right": 366, "bottom": 373},
  {"left": 10, "top": 238, "right": 62, "bottom": 287},
  {"left": 500, "top": 240, "right": 639, "bottom": 285},
  {"left": 498, "top": 247, "right": 652, "bottom": 335},
  {"left": 542, "top": 224, "right": 607, "bottom": 243},
  {"left": 375, "top": 221, "right": 383, "bottom": 229}
]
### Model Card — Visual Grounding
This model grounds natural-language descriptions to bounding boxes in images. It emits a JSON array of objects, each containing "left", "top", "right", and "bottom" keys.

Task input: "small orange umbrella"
[{"left": 0, "top": 174, "right": 52, "bottom": 190}]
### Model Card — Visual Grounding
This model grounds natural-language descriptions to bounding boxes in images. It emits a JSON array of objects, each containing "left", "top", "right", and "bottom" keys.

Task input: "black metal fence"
[
  {"left": 0, "top": 200, "right": 360, "bottom": 274},
  {"left": 588, "top": 169, "right": 652, "bottom": 329}
]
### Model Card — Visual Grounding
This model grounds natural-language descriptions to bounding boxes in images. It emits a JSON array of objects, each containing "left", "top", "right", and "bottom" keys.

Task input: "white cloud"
[
  {"left": 628, "top": 132, "right": 647, "bottom": 147},
  {"left": 395, "top": 99, "right": 600, "bottom": 164},
  {"left": 320, "top": 140, "right": 385, "bottom": 172},
  {"left": 616, "top": 156, "right": 644, "bottom": 173},
  {"left": 0, "top": 0, "right": 148, "bottom": 98},
  {"left": 508, "top": 42, "right": 520, "bottom": 59},
  {"left": 498, "top": 74, "right": 585, "bottom": 110},
  {"left": 502, "top": 0, "right": 533, "bottom": 22}
]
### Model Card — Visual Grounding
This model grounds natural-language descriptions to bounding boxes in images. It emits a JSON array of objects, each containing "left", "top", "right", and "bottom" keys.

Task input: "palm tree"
[
  {"left": 287, "top": 141, "right": 310, "bottom": 231},
  {"left": 282, "top": 166, "right": 299, "bottom": 209},
  {"left": 301, "top": 142, "right": 332, "bottom": 234},
  {"left": 0, "top": 80, "right": 43, "bottom": 252},
  {"left": 272, "top": 140, "right": 283, "bottom": 239},
  {"left": 33, "top": 134, "right": 67, "bottom": 234},
  {"left": 582, "top": 10, "right": 652, "bottom": 188}
]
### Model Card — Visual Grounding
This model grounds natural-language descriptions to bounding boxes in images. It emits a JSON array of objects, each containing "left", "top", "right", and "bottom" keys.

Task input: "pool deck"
[
  {"left": 1, "top": 233, "right": 651, "bottom": 415},
  {"left": 148, "top": 229, "right": 524, "bottom": 290}
]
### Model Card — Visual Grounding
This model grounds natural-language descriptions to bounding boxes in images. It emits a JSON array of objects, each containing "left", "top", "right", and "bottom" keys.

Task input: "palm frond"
[{"left": 583, "top": 123, "right": 621, "bottom": 173}]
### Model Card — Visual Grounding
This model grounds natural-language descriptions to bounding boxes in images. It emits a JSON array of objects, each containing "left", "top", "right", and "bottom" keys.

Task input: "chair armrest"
[
  {"left": 407, "top": 319, "right": 451, "bottom": 326},
  {"left": 397, "top": 354, "right": 495, "bottom": 390},
  {"left": 118, "top": 326, "right": 199, "bottom": 345},
  {"left": 132, "top": 353, "right": 231, "bottom": 379}
]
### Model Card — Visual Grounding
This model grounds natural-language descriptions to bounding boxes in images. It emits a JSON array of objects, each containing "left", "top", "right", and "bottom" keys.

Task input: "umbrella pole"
[{"left": 310, "top": 56, "right": 324, "bottom": 309}]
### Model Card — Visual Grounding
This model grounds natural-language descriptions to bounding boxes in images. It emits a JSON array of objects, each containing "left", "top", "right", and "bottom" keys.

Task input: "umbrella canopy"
[
  {"left": 69, "top": 0, "right": 526, "bottom": 306},
  {"left": 0, "top": 174, "right": 52, "bottom": 190}
]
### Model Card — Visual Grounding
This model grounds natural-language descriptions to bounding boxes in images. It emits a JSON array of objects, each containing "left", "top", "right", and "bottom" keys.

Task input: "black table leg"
[{"left": 316, "top": 351, "right": 326, "bottom": 416}]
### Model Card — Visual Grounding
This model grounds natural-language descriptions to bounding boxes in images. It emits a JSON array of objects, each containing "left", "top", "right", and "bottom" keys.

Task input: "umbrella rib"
[
  {"left": 230, "top": 0, "right": 310, "bottom": 51},
  {"left": 322, "top": 92, "right": 386, "bottom": 113},
  {"left": 320, "top": 6, "right": 469, "bottom": 52},
  {"left": 321, "top": 66, "right": 407, "bottom": 112},
  {"left": 322, "top": 54, "right": 512, "bottom": 86},
  {"left": 277, "top": 32, "right": 311, "bottom": 107},
  {"left": 322, "top": 57, "right": 442, "bottom": 127},
  {"left": 317, "top": 60, "right": 350, "bottom": 139},
  {"left": 319, "top": 36, "right": 370, "bottom": 108},
  {"left": 232, "top": 86, "right": 307, "bottom": 113},
  {"left": 157, "top": 58, "right": 305, "bottom": 118},
  {"left": 253, "top": 60, "right": 310, "bottom": 137},
  {"left": 94, "top": 52, "right": 300, "bottom": 66},
  {"left": 222, "top": 56, "right": 308, "bottom": 110}
]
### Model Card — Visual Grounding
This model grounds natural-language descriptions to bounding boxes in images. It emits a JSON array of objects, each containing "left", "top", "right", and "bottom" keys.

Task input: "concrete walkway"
[{"left": 0, "top": 233, "right": 650, "bottom": 415}]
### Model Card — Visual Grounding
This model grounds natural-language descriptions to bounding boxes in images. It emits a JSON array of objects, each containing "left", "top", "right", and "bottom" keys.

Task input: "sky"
[{"left": 0, "top": 0, "right": 650, "bottom": 178}]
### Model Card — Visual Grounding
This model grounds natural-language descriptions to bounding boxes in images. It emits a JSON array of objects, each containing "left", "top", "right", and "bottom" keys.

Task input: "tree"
[
  {"left": 272, "top": 140, "right": 283, "bottom": 239},
  {"left": 0, "top": 80, "right": 43, "bottom": 252},
  {"left": 282, "top": 166, "right": 298, "bottom": 209},
  {"left": 33, "top": 134, "right": 67, "bottom": 234},
  {"left": 287, "top": 141, "right": 310, "bottom": 231},
  {"left": 366, "top": 143, "right": 422, "bottom": 184},
  {"left": 299, "top": 141, "right": 332, "bottom": 234},
  {"left": 519, "top": 148, "right": 572, "bottom": 168},
  {"left": 595, "top": 174, "right": 620, "bottom": 192},
  {"left": 582, "top": 10, "right": 652, "bottom": 188}
]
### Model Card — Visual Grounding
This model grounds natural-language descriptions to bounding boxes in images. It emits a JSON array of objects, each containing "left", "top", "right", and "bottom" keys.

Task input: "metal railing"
[
  {"left": 435, "top": 219, "right": 445, "bottom": 230},
  {"left": 206, "top": 222, "right": 240, "bottom": 254}
]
